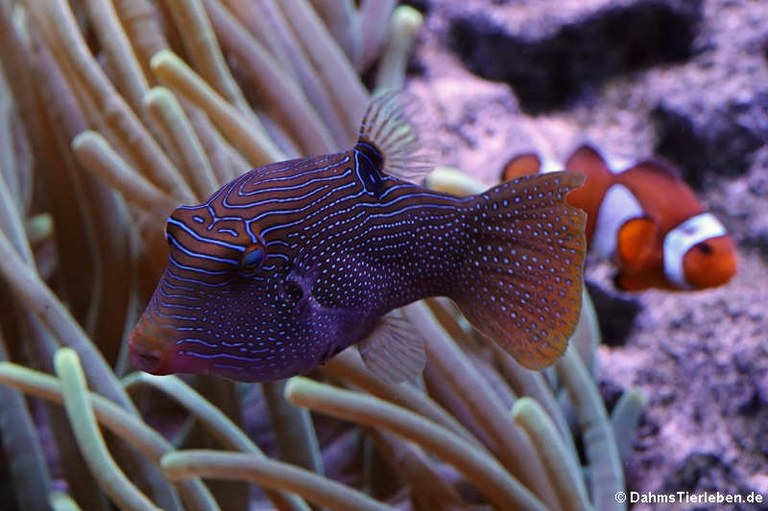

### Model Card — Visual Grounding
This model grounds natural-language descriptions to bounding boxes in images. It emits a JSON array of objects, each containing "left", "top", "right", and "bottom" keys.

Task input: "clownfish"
[
  {"left": 502, "top": 144, "right": 738, "bottom": 292},
  {"left": 128, "top": 94, "right": 587, "bottom": 383}
]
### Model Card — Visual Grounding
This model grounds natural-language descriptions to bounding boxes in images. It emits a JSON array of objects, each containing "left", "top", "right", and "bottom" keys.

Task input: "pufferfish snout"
[{"left": 128, "top": 311, "right": 177, "bottom": 374}]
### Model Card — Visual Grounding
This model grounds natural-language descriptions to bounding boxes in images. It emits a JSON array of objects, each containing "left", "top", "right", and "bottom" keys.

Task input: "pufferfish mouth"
[
  {"left": 128, "top": 335, "right": 168, "bottom": 375},
  {"left": 127, "top": 320, "right": 180, "bottom": 375},
  {"left": 128, "top": 324, "right": 235, "bottom": 378}
]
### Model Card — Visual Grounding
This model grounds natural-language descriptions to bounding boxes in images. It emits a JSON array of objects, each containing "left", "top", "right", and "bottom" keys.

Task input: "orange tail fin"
[{"left": 453, "top": 172, "right": 587, "bottom": 370}]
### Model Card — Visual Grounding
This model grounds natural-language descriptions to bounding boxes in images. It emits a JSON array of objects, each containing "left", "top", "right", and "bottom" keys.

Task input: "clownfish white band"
[
  {"left": 592, "top": 184, "right": 643, "bottom": 260},
  {"left": 663, "top": 212, "right": 727, "bottom": 289}
]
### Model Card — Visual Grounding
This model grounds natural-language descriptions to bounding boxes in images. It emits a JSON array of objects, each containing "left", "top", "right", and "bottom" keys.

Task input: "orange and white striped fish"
[{"left": 502, "top": 144, "right": 738, "bottom": 292}]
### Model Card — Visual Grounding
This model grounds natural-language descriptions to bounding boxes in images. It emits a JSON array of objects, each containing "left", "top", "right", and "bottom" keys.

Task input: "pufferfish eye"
[{"left": 241, "top": 244, "right": 266, "bottom": 271}]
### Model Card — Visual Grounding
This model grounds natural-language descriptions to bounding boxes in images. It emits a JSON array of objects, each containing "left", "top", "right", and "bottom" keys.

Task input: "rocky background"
[{"left": 401, "top": 0, "right": 768, "bottom": 508}]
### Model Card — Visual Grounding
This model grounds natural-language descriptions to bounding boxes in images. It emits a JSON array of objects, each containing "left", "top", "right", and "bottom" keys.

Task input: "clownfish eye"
[
  {"left": 694, "top": 241, "right": 713, "bottom": 255},
  {"left": 241, "top": 244, "right": 266, "bottom": 271}
]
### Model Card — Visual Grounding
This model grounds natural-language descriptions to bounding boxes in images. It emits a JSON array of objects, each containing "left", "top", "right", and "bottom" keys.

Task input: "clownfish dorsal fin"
[
  {"left": 616, "top": 216, "right": 658, "bottom": 272},
  {"left": 501, "top": 153, "right": 542, "bottom": 181},
  {"left": 565, "top": 143, "right": 613, "bottom": 176},
  {"left": 357, "top": 309, "right": 425, "bottom": 384},
  {"left": 627, "top": 158, "right": 683, "bottom": 180}
]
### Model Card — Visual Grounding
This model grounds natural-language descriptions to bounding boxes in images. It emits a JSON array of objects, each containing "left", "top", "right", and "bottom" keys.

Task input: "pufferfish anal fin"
[
  {"left": 453, "top": 172, "right": 588, "bottom": 370},
  {"left": 356, "top": 92, "right": 432, "bottom": 185},
  {"left": 501, "top": 153, "right": 542, "bottom": 181},
  {"left": 616, "top": 216, "right": 658, "bottom": 273},
  {"left": 357, "top": 309, "right": 425, "bottom": 384}
]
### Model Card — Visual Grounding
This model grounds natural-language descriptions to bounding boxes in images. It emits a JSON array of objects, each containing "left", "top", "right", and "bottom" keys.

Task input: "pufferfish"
[
  {"left": 128, "top": 94, "right": 587, "bottom": 383},
  {"left": 502, "top": 144, "right": 738, "bottom": 292}
]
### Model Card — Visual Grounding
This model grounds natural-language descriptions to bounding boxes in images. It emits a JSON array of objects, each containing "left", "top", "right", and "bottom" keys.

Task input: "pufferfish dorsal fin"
[
  {"left": 358, "top": 309, "right": 425, "bottom": 384},
  {"left": 357, "top": 92, "right": 432, "bottom": 184}
]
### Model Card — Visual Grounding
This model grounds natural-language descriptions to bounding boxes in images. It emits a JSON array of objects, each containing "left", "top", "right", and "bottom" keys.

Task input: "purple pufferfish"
[{"left": 128, "top": 94, "right": 587, "bottom": 384}]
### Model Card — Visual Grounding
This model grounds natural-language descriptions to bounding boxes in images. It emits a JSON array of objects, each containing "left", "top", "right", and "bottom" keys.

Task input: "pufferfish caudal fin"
[
  {"left": 453, "top": 172, "right": 588, "bottom": 370},
  {"left": 356, "top": 92, "right": 433, "bottom": 184}
]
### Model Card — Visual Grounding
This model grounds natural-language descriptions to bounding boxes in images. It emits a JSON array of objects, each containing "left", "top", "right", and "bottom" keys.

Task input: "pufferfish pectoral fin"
[{"left": 358, "top": 309, "right": 425, "bottom": 384}]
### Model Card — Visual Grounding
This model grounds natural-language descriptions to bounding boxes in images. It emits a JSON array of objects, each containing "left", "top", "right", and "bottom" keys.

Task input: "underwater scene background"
[{"left": 0, "top": 0, "right": 765, "bottom": 510}]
